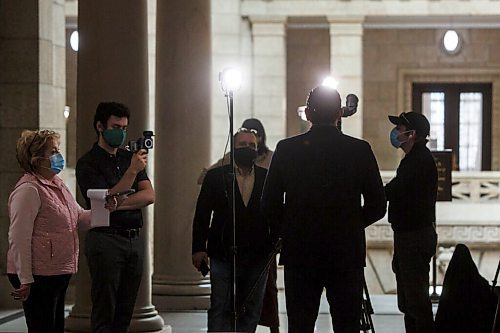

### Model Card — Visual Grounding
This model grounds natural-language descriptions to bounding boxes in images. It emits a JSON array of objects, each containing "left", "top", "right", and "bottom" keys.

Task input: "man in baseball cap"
[
  {"left": 386, "top": 111, "right": 438, "bottom": 332},
  {"left": 388, "top": 111, "right": 430, "bottom": 141}
]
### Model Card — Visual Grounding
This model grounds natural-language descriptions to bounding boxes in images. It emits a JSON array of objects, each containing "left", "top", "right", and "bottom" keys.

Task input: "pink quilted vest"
[{"left": 7, "top": 173, "right": 83, "bottom": 276}]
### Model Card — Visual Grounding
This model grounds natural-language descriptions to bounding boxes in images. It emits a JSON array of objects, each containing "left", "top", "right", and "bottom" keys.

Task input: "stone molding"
[{"left": 367, "top": 223, "right": 500, "bottom": 247}]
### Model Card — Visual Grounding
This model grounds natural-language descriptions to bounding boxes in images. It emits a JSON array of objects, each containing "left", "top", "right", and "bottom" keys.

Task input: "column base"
[
  {"left": 153, "top": 276, "right": 211, "bottom": 311},
  {"left": 65, "top": 305, "right": 168, "bottom": 332}
]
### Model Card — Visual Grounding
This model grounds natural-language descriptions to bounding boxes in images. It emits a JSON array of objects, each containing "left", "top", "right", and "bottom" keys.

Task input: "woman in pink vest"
[{"left": 6, "top": 129, "right": 116, "bottom": 333}]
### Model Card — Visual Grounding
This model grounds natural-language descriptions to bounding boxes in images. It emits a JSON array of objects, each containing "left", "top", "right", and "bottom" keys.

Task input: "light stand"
[
  {"left": 219, "top": 68, "right": 242, "bottom": 332},
  {"left": 430, "top": 254, "right": 440, "bottom": 303}
]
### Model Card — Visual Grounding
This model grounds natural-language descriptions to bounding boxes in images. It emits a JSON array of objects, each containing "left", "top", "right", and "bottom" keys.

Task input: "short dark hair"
[
  {"left": 306, "top": 86, "right": 342, "bottom": 124},
  {"left": 93, "top": 102, "right": 130, "bottom": 136}
]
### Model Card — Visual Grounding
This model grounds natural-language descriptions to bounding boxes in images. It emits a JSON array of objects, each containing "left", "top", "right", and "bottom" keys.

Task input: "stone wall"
[{"left": 363, "top": 28, "right": 500, "bottom": 170}]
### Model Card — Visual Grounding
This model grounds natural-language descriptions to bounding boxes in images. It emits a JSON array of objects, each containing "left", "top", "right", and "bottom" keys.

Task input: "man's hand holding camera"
[{"left": 129, "top": 149, "right": 148, "bottom": 175}]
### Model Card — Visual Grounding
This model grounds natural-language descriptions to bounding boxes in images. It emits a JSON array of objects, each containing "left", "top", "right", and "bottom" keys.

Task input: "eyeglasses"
[{"left": 236, "top": 127, "right": 258, "bottom": 135}]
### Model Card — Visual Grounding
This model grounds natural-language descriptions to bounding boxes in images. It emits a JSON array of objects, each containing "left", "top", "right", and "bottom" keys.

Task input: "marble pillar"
[
  {"left": 0, "top": 0, "right": 66, "bottom": 307},
  {"left": 249, "top": 16, "right": 287, "bottom": 148},
  {"left": 152, "top": 0, "right": 212, "bottom": 311},
  {"left": 65, "top": 0, "right": 166, "bottom": 331},
  {"left": 328, "top": 16, "right": 364, "bottom": 138}
]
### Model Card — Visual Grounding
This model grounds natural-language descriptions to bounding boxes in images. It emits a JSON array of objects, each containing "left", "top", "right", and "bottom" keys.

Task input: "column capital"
[
  {"left": 248, "top": 15, "right": 287, "bottom": 36},
  {"left": 327, "top": 16, "right": 365, "bottom": 35}
]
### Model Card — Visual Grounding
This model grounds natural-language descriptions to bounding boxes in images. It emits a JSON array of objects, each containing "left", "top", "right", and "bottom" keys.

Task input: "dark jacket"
[
  {"left": 261, "top": 125, "right": 386, "bottom": 270},
  {"left": 192, "top": 164, "right": 272, "bottom": 261},
  {"left": 385, "top": 142, "right": 437, "bottom": 232}
]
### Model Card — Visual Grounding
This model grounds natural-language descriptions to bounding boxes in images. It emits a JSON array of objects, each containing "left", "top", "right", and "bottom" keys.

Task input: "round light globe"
[
  {"left": 443, "top": 30, "right": 460, "bottom": 53},
  {"left": 70, "top": 31, "right": 79, "bottom": 51}
]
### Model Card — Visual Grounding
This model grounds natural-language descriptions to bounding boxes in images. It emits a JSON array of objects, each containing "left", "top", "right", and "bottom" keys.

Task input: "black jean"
[
  {"left": 284, "top": 264, "right": 364, "bottom": 333},
  {"left": 8, "top": 273, "right": 72, "bottom": 333},
  {"left": 85, "top": 229, "right": 144, "bottom": 333},
  {"left": 392, "top": 225, "right": 437, "bottom": 333}
]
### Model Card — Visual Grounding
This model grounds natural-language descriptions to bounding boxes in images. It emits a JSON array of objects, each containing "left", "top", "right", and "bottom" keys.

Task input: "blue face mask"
[
  {"left": 49, "top": 153, "right": 65, "bottom": 174},
  {"left": 390, "top": 128, "right": 401, "bottom": 148}
]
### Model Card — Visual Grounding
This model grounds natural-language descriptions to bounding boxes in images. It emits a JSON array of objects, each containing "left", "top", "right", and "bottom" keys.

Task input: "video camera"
[
  {"left": 127, "top": 130, "right": 154, "bottom": 153},
  {"left": 336, "top": 93, "right": 359, "bottom": 132},
  {"left": 341, "top": 94, "right": 359, "bottom": 118}
]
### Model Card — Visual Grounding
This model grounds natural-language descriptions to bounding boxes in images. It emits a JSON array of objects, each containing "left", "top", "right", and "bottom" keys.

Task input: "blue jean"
[
  {"left": 208, "top": 257, "right": 269, "bottom": 333},
  {"left": 392, "top": 225, "right": 437, "bottom": 333}
]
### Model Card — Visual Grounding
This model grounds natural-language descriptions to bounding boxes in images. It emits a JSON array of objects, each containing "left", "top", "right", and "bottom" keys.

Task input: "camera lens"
[{"left": 144, "top": 138, "right": 153, "bottom": 149}]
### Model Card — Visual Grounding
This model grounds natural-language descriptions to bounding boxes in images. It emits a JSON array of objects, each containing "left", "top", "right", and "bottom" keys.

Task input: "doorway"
[{"left": 412, "top": 83, "right": 492, "bottom": 171}]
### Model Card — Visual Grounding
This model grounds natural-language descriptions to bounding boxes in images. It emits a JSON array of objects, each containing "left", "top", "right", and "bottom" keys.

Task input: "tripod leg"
[
  {"left": 360, "top": 299, "right": 373, "bottom": 333},
  {"left": 492, "top": 294, "right": 500, "bottom": 333},
  {"left": 362, "top": 276, "right": 376, "bottom": 332}
]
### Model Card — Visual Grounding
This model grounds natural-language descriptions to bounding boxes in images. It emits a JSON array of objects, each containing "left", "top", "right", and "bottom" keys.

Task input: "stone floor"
[{"left": 0, "top": 292, "right": 435, "bottom": 332}]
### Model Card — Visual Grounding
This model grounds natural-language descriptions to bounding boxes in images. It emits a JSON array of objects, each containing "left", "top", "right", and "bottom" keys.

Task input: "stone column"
[
  {"left": 152, "top": 0, "right": 212, "bottom": 311},
  {"left": 0, "top": 0, "right": 66, "bottom": 307},
  {"left": 65, "top": 0, "right": 167, "bottom": 331},
  {"left": 249, "top": 16, "right": 287, "bottom": 148},
  {"left": 328, "top": 17, "right": 364, "bottom": 138}
]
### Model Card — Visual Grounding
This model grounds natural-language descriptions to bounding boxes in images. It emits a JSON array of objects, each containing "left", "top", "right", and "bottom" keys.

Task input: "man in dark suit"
[
  {"left": 192, "top": 128, "right": 272, "bottom": 333},
  {"left": 262, "top": 86, "right": 386, "bottom": 333}
]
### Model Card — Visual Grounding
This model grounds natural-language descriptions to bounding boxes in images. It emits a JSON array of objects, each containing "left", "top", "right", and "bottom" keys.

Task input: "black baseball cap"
[{"left": 388, "top": 112, "right": 430, "bottom": 137}]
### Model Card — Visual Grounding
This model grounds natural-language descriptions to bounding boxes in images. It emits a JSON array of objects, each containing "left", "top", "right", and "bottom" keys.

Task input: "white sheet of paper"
[{"left": 87, "top": 189, "right": 110, "bottom": 228}]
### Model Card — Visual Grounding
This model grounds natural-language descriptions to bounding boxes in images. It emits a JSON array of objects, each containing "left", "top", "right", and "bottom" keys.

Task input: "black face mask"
[{"left": 234, "top": 147, "right": 257, "bottom": 167}]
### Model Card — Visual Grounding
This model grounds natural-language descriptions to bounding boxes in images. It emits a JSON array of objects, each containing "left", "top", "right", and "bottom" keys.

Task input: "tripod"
[
  {"left": 492, "top": 258, "right": 500, "bottom": 333},
  {"left": 236, "top": 239, "right": 282, "bottom": 320},
  {"left": 360, "top": 277, "right": 376, "bottom": 333}
]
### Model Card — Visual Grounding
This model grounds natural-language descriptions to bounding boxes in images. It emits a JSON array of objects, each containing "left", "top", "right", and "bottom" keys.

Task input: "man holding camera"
[
  {"left": 192, "top": 128, "right": 272, "bottom": 333},
  {"left": 262, "top": 86, "right": 386, "bottom": 333},
  {"left": 76, "top": 102, "right": 155, "bottom": 332},
  {"left": 386, "top": 112, "right": 438, "bottom": 333}
]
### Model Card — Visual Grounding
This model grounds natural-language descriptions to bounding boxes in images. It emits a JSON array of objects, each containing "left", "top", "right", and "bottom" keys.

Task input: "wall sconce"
[
  {"left": 442, "top": 30, "right": 462, "bottom": 55},
  {"left": 70, "top": 31, "right": 79, "bottom": 51}
]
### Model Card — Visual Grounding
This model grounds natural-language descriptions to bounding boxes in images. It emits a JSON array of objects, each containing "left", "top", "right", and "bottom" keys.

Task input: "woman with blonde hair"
[{"left": 6, "top": 129, "right": 116, "bottom": 332}]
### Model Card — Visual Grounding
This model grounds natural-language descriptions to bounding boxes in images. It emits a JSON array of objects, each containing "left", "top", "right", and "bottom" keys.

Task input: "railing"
[
  {"left": 369, "top": 171, "right": 500, "bottom": 294},
  {"left": 381, "top": 170, "right": 500, "bottom": 202}
]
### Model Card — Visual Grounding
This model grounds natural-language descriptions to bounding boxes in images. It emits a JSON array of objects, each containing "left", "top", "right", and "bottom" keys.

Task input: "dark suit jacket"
[
  {"left": 261, "top": 125, "right": 386, "bottom": 270},
  {"left": 192, "top": 164, "right": 272, "bottom": 262}
]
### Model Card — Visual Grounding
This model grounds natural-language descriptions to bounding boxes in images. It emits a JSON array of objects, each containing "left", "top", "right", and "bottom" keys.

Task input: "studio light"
[
  {"left": 219, "top": 67, "right": 242, "bottom": 94},
  {"left": 321, "top": 76, "right": 339, "bottom": 90},
  {"left": 218, "top": 65, "right": 244, "bottom": 331}
]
